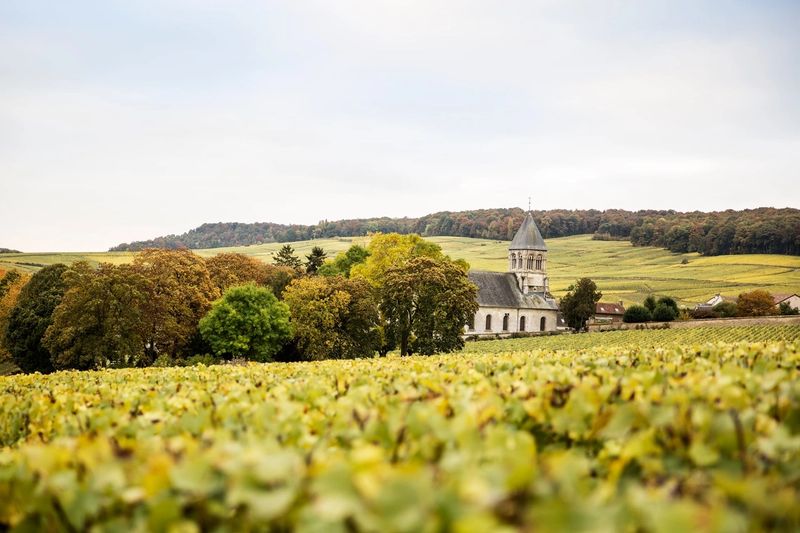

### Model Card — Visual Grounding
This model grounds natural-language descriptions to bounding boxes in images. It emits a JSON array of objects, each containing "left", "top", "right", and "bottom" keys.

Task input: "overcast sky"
[{"left": 1, "top": 1, "right": 798, "bottom": 251}]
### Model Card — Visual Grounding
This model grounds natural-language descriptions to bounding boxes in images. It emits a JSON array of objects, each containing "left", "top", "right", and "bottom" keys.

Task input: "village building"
[
  {"left": 773, "top": 293, "right": 800, "bottom": 311},
  {"left": 590, "top": 301, "right": 626, "bottom": 324},
  {"left": 466, "top": 212, "right": 559, "bottom": 335}
]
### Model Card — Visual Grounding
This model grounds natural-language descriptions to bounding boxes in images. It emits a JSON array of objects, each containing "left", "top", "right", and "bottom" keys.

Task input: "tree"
[
  {"left": 6, "top": 264, "right": 70, "bottom": 373},
  {"left": 559, "top": 278, "right": 602, "bottom": 331},
  {"left": 623, "top": 305, "right": 652, "bottom": 323},
  {"left": 643, "top": 295, "right": 657, "bottom": 313},
  {"left": 206, "top": 253, "right": 271, "bottom": 291},
  {"left": 283, "top": 276, "right": 379, "bottom": 360},
  {"left": 42, "top": 263, "right": 148, "bottom": 370},
  {"left": 379, "top": 256, "right": 478, "bottom": 356},
  {"left": 305, "top": 246, "right": 327, "bottom": 274},
  {"left": 0, "top": 271, "right": 30, "bottom": 364},
  {"left": 351, "top": 233, "right": 447, "bottom": 287},
  {"left": 737, "top": 290, "right": 776, "bottom": 317},
  {"left": 273, "top": 245, "right": 302, "bottom": 271},
  {"left": 713, "top": 301, "right": 738, "bottom": 318},
  {"left": 132, "top": 249, "right": 220, "bottom": 361},
  {"left": 656, "top": 296, "right": 679, "bottom": 316},
  {"left": 199, "top": 284, "right": 292, "bottom": 362},
  {"left": 651, "top": 303, "right": 677, "bottom": 322},
  {"left": 318, "top": 245, "right": 370, "bottom": 277},
  {"left": 779, "top": 301, "right": 799, "bottom": 315}
]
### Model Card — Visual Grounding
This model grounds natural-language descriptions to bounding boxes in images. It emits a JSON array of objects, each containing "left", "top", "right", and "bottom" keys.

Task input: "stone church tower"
[{"left": 508, "top": 211, "right": 549, "bottom": 294}]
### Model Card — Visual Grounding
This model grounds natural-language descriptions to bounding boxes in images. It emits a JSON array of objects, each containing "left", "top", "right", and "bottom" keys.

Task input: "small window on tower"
[
  {"left": 536, "top": 255, "right": 543, "bottom": 270},
  {"left": 511, "top": 254, "right": 517, "bottom": 269}
]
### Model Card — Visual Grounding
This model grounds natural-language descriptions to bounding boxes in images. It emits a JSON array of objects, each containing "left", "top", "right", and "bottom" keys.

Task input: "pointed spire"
[{"left": 510, "top": 211, "right": 547, "bottom": 251}]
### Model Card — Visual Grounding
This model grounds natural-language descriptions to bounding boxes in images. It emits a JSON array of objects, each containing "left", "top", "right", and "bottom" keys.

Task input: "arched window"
[
  {"left": 519, "top": 316, "right": 526, "bottom": 332},
  {"left": 540, "top": 317, "right": 546, "bottom": 331},
  {"left": 535, "top": 255, "right": 543, "bottom": 270},
  {"left": 485, "top": 315, "right": 492, "bottom": 331},
  {"left": 527, "top": 255, "right": 533, "bottom": 270},
  {"left": 511, "top": 254, "right": 517, "bottom": 269},
  {"left": 502, "top": 314, "right": 509, "bottom": 331}
]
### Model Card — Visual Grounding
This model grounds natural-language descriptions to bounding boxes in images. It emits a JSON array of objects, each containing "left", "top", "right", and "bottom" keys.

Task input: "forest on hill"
[{"left": 110, "top": 207, "right": 800, "bottom": 256}]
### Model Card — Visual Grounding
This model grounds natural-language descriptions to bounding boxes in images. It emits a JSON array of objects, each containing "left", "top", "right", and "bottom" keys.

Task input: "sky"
[{"left": 1, "top": 1, "right": 798, "bottom": 252}]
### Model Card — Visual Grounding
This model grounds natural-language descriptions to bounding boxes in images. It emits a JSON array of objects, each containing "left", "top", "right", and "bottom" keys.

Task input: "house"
[
  {"left": 773, "top": 293, "right": 800, "bottom": 311},
  {"left": 466, "top": 211, "right": 559, "bottom": 336},
  {"left": 695, "top": 293, "right": 736, "bottom": 311},
  {"left": 591, "top": 301, "right": 625, "bottom": 324}
]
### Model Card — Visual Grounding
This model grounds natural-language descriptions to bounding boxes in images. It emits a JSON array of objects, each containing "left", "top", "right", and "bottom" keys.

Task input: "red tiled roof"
[{"left": 595, "top": 302, "right": 625, "bottom": 315}]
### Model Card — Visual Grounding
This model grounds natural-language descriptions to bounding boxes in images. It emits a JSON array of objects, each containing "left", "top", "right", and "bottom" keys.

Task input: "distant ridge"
[
  {"left": 110, "top": 207, "right": 800, "bottom": 257},
  {"left": 0, "top": 248, "right": 21, "bottom": 254}
]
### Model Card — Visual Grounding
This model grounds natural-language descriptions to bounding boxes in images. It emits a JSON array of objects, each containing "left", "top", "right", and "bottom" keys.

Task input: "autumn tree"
[
  {"left": 132, "top": 249, "right": 220, "bottom": 361},
  {"left": 199, "top": 284, "right": 292, "bottom": 361},
  {"left": 379, "top": 256, "right": 478, "bottom": 356},
  {"left": 305, "top": 246, "right": 327, "bottom": 274},
  {"left": 0, "top": 270, "right": 30, "bottom": 364},
  {"left": 318, "top": 244, "right": 370, "bottom": 277},
  {"left": 42, "top": 263, "right": 148, "bottom": 370},
  {"left": 737, "top": 290, "right": 776, "bottom": 317},
  {"left": 6, "top": 264, "right": 71, "bottom": 373},
  {"left": 283, "top": 275, "right": 379, "bottom": 360},
  {"left": 351, "top": 233, "right": 449, "bottom": 287},
  {"left": 559, "top": 278, "right": 602, "bottom": 331},
  {"left": 273, "top": 245, "right": 302, "bottom": 271},
  {"left": 206, "top": 253, "right": 269, "bottom": 291}
]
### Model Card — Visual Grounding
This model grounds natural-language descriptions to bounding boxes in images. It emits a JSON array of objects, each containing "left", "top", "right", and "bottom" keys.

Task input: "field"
[
  {"left": 1, "top": 235, "right": 798, "bottom": 306},
  {"left": 1, "top": 326, "right": 799, "bottom": 531}
]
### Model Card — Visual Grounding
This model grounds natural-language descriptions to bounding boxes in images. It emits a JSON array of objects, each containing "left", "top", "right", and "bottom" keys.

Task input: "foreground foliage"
[{"left": 1, "top": 331, "right": 799, "bottom": 530}]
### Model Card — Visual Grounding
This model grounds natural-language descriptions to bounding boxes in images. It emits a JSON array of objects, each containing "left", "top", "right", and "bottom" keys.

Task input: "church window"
[
  {"left": 511, "top": 254, "right": 517, "bottom": 269},
  {"left": 519, "top": 316, "right": 526, "bottom": 331},
  {"left": 535, "top": 255, "right": 543, "bottom": 270},
  {"left": 502, "top": 314, "right": 509, "bottom": 331},
  {"left": 485, "top": 315, "right": 492, "bottom": 331},
  {"left": 540, "top": 317, "right": 546, "bottom": 331},
  {"left": 526, "top": 255, "right": 533, "bottom": 269}
]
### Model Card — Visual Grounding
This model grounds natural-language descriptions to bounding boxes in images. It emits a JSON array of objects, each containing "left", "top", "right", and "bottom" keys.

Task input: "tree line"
[
  {"left": 0, "top": 234, "right": 478, "bottom": 373},
  {"left": 110, "top": 207, "right": 800, "bottom": 257}
]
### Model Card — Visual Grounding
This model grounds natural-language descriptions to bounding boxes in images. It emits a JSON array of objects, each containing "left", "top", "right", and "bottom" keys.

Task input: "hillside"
[
  {"left": 2, "top": 235, "right": 798, "bottom": 307},
  {"left": 108, "top": 207, "right": 800, "bottom": 257}
]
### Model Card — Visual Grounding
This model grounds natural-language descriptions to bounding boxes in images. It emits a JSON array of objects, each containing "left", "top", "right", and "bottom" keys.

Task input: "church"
[{"left": 467, "top": 211, "right": 559, "bottom": 335}]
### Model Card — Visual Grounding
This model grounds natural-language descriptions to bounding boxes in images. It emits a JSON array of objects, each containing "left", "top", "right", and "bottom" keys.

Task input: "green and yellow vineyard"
[
  {"left": 1, "top": 331, "right": 800, "bottom": 531},
  {"left": 465, "top": 325, "right": 800, "bottom": 353}
]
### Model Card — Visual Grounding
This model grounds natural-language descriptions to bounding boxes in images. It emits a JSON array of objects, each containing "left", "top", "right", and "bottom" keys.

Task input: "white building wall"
[{"left": 467, "top": 307, "right": 559, "bottom": 335}]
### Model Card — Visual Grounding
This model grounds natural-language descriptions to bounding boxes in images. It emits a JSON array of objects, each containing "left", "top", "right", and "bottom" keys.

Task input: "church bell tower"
[{"left": 508, "top": 211, "right": 549, "bottom": 294}]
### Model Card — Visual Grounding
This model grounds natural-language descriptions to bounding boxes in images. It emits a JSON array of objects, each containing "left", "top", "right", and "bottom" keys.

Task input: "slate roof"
[
  {"left": 468, "top": 271, "right": 558, "bottom": 310},
  {"left": 595, "top": 302, "right": 625, "bottom": 315},
  {"left": 509, "top": 211, "right": 547, "bottom": 251}
]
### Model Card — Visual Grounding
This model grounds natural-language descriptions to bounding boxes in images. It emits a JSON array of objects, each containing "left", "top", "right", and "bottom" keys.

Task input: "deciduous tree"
[
  {"left": 379, "top": 256, "right": 478, "bottom": 356},
  {"left": 318, "top": 244, "right": 370, "bottom": 278},
  {"left": 43, "top": 263, "right": 148, "bottom": 370},
  {"left": 559, "top": 278, "right": 602, "bottom": 331},
  {"left": 132, "top": 249, "right": 220, "bottom": 361},
  {"left": 623, "top": 305, "right": 652, "bottom": 323},
  {"left": 736, "top": 290, "right": 776, "bottom": 317},
  {"left": 283, "top": 275, "right": 379, "bottom": 360},
  {"left": 0, "top": 270, "right": 30, "bottom": 364},
  {"left": 6, "top": 264, "right": 70, "bottom": 373},
  {"left": 199, "top": 284, "right": 292, "bottom": 361}
]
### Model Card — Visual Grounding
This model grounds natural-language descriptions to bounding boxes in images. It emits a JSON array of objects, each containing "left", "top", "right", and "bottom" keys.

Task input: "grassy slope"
[{"left": 1, "top": 235, "right": 798, "bottom": 306}]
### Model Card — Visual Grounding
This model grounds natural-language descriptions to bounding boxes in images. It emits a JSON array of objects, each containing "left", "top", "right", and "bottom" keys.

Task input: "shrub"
[
  {"left": 643, "top": 295, "right": 657, "bottom": 313},
  {"left": 199, "top": 284, "right": 292, "bottom": 362},
  {"left": 713, "top": 301, "right": 738, "bottom": 318},
  {"left": 778, "top": 301, "right": 799, "bottom": 315},
  {"left": 656, "top": 296, "right": 679, "bottom": 316},
  {"left": 623, "top": 305, "right": 652, "bottom": 323},
  {"left": 652, "top": 303, "right": 677, "bottom": 322}
]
